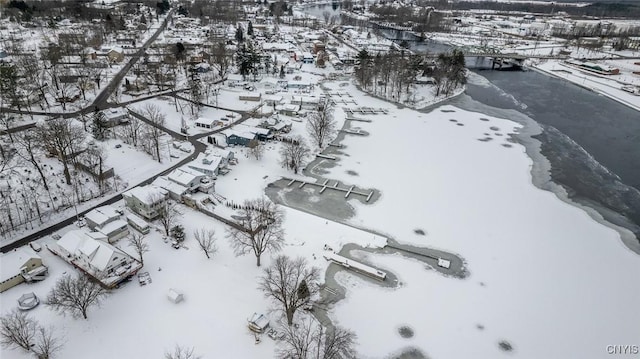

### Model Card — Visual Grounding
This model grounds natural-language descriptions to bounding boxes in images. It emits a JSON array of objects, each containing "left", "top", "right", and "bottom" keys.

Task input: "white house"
[
  {"left": 168, "top": 166, "right": 211, "bottom": 192},
  {"left": 84, "top": 205, "right": 121, "bottom": 230},
  {"left": 56, "top": 230, "right": 137, "bottom": 279},
  {"left": 194, "top": 117, "right": 220, "bottom": 129},
  {"left": 97, "top": 219, "right": 129, "bottom": 243},
  {"left": 188, "top": 153, "right": 224, "bottom": 176},
  {"left": 0, "top": 248, "right": 48, "bottom": 293},
  {"left": 103, "top": 108, "right": 129, "bottom": 127},
  {"left": 84, "top": 205, "right": 129, "bottom": 243},
  {"left": 152, "top": 176, "right": 189, "bottom": 201},
  {"left": 122, "top": 185, "right": 168, "bottom": 220}
]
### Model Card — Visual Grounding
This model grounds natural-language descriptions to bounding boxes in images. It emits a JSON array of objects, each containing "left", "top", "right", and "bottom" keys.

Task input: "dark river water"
[{"left": 302, "top": 4, "right": 640, "bottom": 249}]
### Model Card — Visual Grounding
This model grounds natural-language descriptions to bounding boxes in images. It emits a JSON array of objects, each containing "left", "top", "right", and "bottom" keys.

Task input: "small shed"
[{"left": 167, "top": 288, "right": 184, "bottom": 304}]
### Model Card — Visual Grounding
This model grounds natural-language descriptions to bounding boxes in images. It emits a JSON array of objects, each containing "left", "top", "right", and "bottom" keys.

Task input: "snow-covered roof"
[
  {"left": 167, "top": 166, "right": 204, "bottom": 187},
  {"left": 188, "top": 153, "right": 223, "bottom": 174},
  {"left": 57, "top": 230, "right": 126, "bottom": 272},
  {"left": 236, "top": 124, "right": 270, "bottom": 136},
  {"left": 98, "top": 219, "right": 128, "bottom": 237},
  {"left": 152, "top": 176, "right": 189, "bottom": 197},
  {"left": 195, "top": 117, "right": 216, "bottom": 126},
  {"left": 1, "top": 248, "right": 41, "bottom": 282},
  {"left": 104, "top": 108, "right": 128, "bottom": 120},
  {"left": 85, "top": 205, "right": 120, "bottom": 227},
  {"left": 222, "top": 129, "right": 256, "bottom": 140},
  {"left": 123, "top": 185, "right": 168, "bottom": 206}
]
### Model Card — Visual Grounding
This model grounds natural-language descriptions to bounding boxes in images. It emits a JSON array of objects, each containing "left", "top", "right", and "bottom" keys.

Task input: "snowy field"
[{"left": 0, "top": 202, "right": 383, "bottom": 359}]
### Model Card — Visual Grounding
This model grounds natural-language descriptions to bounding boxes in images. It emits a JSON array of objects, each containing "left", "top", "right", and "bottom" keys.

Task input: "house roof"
[
  {"left": 98, "top": 219, "right": 128, "bottom": 237},
  {"left": 168, "top": 166, "right": 203, "bottom": 187},
  {"left": 236, "top": 124, "right": 270, "bottom": 136},
  {"left": 57, "top": 230, "right": 127, "bottom": 272},
  {"left": 123, "top": 185, "right": 167, "bottom": 206},
  {"left": 188, "top": 153, "right": 223, "bottom": 174},
  {"left": 195, "top": 117, "right": 216, "bottom": 126},
  {"left": 152, "top": 176, "right": 189, "bottom": 197},
  {"left": 85, "top": 205, "right": 120, "bottom": 227},
  {"left": 1, "top": 248, "right": 41, "bottom": 282}
]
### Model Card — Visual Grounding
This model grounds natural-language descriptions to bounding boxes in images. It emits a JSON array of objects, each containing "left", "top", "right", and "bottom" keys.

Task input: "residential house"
[
  {"left": 84, "top": 205, "right": 121, "bottom": 230},
  {"left": 222, "top": 129, "right": 257, "bottom": 146},
  {"left": 302, "top": 52, "right": 314, "bottom": 64},
  {"left": 103, "top": 108, "right": 130, "bottom": 127},
  {"left": 227, "top": 74, "right": 245, "bottom": 87},
  {"left": 194, "top": 117, "right": 221, "bottom": 129},
  {"left": 291, "top": 95, "right": 321, "bottom": 110},
  {"left": 239, "top": 92, "right": 262, "bottom": 102},
  {"left": 126, "top": 212, "right": 150, "bottom": 234},
  {"left": 152, "top": 176, "right": 189, "bottom": 201},
  {"left": 107, "top": 47, "right": 125, "bottom": 63},
  {"left": 188, "top": 153, "right": 224, "bottom": 176},
  {"left": 55, "top": 230, "right": 137, "bottom": 279},
  {"left": 153, "top": 166, "right": 215, "bottom": 200},
  {"left": 0, "top": 249, "right": 48, "bottom": 293},
  {"left": 97, "top": 219, "right": 129, "bottom": 243},
  {"left": 236, "top": 124, "right": 272, "bottom": 141},
  {"left": 122, "top": 185, "right": 168, "bottom": 220},
  {"left": 277, "top": 104, "right": 301, "bottom": 116}
]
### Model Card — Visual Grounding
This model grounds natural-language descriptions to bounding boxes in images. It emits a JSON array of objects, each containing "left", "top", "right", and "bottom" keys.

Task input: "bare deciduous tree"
[
  {"left": 277, "top": 317, "right": 357, "bottom": 359},
  {"left": 0, "top": 309, "right": 37, "bottom": 351},
  {"left": 141, "top": 104, "right": 166, "bottom": 163},
  {"left": 154, "top": 197, "right": 181, "bottom": 236},
  {"left": 227, "top": 197, "right": 285, "bottom": 267},
  {"left": 45, "top": 274, "right": 110, "bottom": 319},
  {"left": 31, "top": 326, "right": 64, "bottom": 359},
  {"left": 193, "top": 228, "right": 218, "bottom": 259},
  {"left": 122, "top": 117, "right": 144, "bottom": 147},
  {"left": 306, "top": 99, "right": 336, "bottom": 149},
  {"left": 279, "top": 136, "right": 310, "bottom": 175},
  {"left": 37, "top": 117, "right": 86, "bottom": 185},
  {"left": 164, "top": 345, "right": 201, "bottom": 359},
  {"left": 128, "top": 232, "right": 149, "bottom": 265},
  {"left": 248, "top": 139, "right": 264, "bottom": 160},
  {"left": 260, "top": 255, "right": 320, "bottom": 325},
  {"left": 15, "top": 129, "right": 51, "bottom": 192}
]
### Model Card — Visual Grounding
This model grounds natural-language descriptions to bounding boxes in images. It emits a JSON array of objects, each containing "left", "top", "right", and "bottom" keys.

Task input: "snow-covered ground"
[
  {"left": 3, "top": 75, "right": 638, "bottom": 359},
  {"left": 0, "top": 199, "right": 383, "bottom": 359}
]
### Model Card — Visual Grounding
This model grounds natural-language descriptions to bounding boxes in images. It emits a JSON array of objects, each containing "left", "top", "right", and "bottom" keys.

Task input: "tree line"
[{"left": 355, "top": 48, "right": 466, "bottom": 102}]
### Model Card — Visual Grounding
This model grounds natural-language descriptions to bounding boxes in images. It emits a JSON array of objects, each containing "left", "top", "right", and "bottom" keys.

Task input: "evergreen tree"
[
  {"left": 235, "top": 25, "right": 244, "bottom": 43},
  {"left": 92, "top": 110, "right": 108, "bottom": 140},
  {"left": 247, "top": 21, "right": 254, "bottom": 36},
  {"left": 171, "top": 225, "right": 186, "bottom": 242},
  {"left": 297, "top": 279, "right": 310, "bottom": 301}
]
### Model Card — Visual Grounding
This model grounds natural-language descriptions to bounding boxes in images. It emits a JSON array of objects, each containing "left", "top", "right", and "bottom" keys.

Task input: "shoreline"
[{"left": 531, "top": 62, "right": 640, "bottom": 113}]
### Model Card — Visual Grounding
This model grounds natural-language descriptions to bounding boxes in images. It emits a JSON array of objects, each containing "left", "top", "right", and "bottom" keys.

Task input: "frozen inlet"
[{"left": 323, "top": 252, "right": 387, "bottom": 281}]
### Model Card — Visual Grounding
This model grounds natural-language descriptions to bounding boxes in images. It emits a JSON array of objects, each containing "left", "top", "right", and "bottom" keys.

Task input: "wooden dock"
[
  {"left": 316, "top": 153, "right": 337, "bottom": 160},
  {"left": 283, "top": 177, "right": 375, "bottom": 202},
  {"left": 341, "top": 129, "right": 366, "bottom": 136},
  {"left": 324, "top": 252, "right": 387, "bottom": 281},
  {"left": 345, "top": 116, "right": 372, "bottom": 122}
]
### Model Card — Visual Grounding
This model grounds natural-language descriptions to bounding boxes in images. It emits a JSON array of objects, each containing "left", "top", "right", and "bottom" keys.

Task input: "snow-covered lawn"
[{"left": 0, "top": 199, "right": 383, "bottom": 359}]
